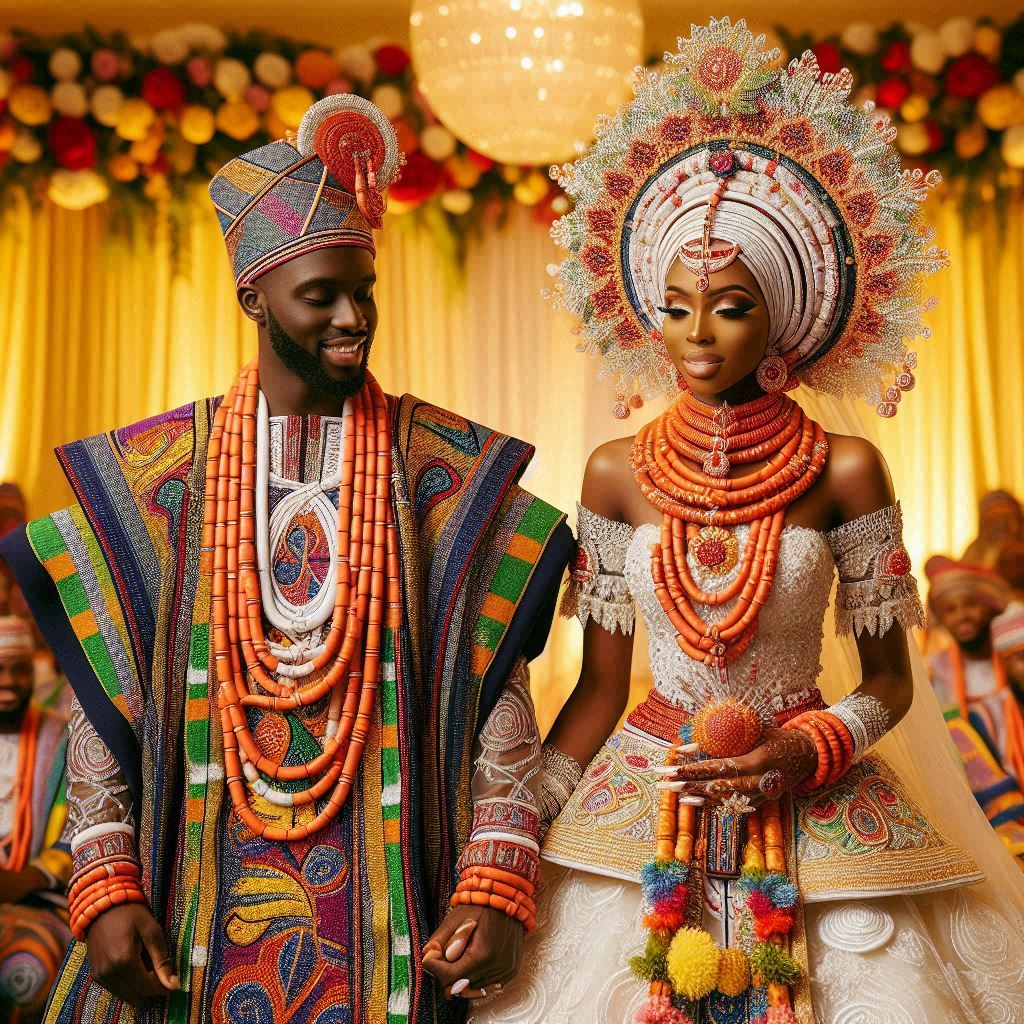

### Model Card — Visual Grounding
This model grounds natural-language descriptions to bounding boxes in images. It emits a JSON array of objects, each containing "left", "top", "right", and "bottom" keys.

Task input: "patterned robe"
[{"left": 2, "top": 394, "right": 571, "bottom": 1024}]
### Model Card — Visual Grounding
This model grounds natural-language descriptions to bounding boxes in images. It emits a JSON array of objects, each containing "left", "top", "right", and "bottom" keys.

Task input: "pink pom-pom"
[
  {"left": 653, "top": 888, "right": 689, "bottom": 916},
  {"left": 746, "top": 891, "right": 772, "bottom": 917},
  {"left": 767, "top": 1007, "right": 799, "bottom": 1024},
  {"left": 634, "top": 994, "right": 694, "bottom": 1024}
]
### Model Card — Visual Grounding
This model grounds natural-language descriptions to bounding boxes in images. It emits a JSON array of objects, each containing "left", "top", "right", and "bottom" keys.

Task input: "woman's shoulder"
[
  {"left": 821, "top": 432, "right": 895, "bottom": 526},
  {"left": 581, "top": 436, "right": 636, "bottom": 523}
]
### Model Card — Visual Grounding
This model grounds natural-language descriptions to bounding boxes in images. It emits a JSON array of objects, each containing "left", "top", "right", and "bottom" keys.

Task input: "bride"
[{"left": 465, "top": 18, "right": 1024, "bottom": 1024}]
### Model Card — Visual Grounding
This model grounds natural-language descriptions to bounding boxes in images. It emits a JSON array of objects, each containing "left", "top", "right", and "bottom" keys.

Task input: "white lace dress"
[{"left": 470, "top": 509, "right": 1024, "bottom": 1024}]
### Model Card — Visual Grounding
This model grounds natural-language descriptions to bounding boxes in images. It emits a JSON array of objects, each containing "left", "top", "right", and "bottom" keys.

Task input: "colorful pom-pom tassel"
[
  {"left": 634, "top": 994, "right": 695, "bottom": 1024},
  {"left": 766, "top": 1006, "right": 799, "bottom": 1024},
  {"left": 754, "top": 910, "right": 795, "bottom": 941},
  {"left": 629, "top": 935, "right": 670, "bottom": 982},
  {"left": 666, "top": 927, "right": 721, "bottom": 1000},
  {"left": 641, "top": 860, "right": 690, "bottom": 903},
  {"left": 750, "top": 942, "right": 802, "bottom": 986},
  {"left": 715, "top": 947, "right": 751, "bottom": 997}
]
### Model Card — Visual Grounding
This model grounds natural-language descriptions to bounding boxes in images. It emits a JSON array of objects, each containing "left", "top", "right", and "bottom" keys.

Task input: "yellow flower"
[
  {"left": 116, "top": 99, "right": 156, "bottom": 142},
  {"left": 444, "top": 153, "right": 482, "bottom": 190},
  {"left": 0, "top": 121, "right": 15, "bottom": 152},
  {"left": 666, "top": 927, "right": 720, "bottom": 1000},
  {"left": 500, "top": 164, "right": 522, "bottom": 184},
  {"left": 48, "top": 169, "right": 110, "bottom": 211},
  {"left": 440, "top": 189, "right": 473, "bottom": 215},
  {"left": 271, "top": 85, "right": 315, "bottom": 129},
  {"left": 216, "top": 100, "right": 260, "bottom": 141},
  {"left": 179, "top": 105, "right": 216, "bottom": 145},
  {"left": 420, "top": 124, "right": 457, "bottom": 162},
  {"left": 972, "top": 24, "right": 1002, "bottom": 62},
  {"left": 107, "top": 153, "right": 140, "bottom": 182},
  {"left": 91, "top": 85, "right": 125, "bottom": 128},
  {"left": 899, "top": 95, "right": 930, "bottom": 124},
  {"left": 1003, "top": 125, "right": 1024, "bottom": 170},
  {"left": 513, "top": 170, "right": 549, "bottom": 206},
  {"left": 9, "top": 85, "right": 53, "bottom": 127},
  {"left": 143, "top": 173, "right": 171, "bottom": 202},
  {"left": 10, "top": 130, "right": 43, "bottom": 163},
  {"left": 897, "top": 122, "right": 930, "bottom": 156},
  {"left": 977, "top": 85, "right": 1024, "bottom": 132}
]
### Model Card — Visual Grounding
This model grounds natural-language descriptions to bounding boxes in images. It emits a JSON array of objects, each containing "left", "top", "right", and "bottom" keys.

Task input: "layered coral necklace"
[
  {"left": 631, "top": 391, "right": 828, "bottom": 673},
  {"left": 202, "top": 360, "right": 400, "bottom": 842}
]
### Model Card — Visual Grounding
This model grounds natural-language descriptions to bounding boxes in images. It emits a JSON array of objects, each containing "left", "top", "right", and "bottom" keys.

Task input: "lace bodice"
[{"left": 623, "top": 522, "right": 836, "bottom": 713}]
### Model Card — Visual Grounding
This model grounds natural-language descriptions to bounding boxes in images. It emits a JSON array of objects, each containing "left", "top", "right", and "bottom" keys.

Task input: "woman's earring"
[{"left": 755, "top": 348, "right": 789, "bottom": 393}]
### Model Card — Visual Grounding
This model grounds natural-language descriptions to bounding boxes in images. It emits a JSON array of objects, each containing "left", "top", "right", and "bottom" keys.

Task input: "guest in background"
[
  {"left": 963, "top": 489, "right": 1024, "bottom": 595},
  {"left": 0, "top": 617, "right": 71, "bottom": 1023},
  {"left": 927, "top": 556, "right": 1024, "bottom": 785},
  {"left": 994, "top": 602, "right": 1024, "bottom": 708}
]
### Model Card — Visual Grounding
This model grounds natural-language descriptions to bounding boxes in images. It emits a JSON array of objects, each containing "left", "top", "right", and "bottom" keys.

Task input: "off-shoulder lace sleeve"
[
  {"left": 826, "top": 502, "right": 925, "bottom": 638},
  {"left": 559, "top": 503, "right": 635, "bottom": 635}
]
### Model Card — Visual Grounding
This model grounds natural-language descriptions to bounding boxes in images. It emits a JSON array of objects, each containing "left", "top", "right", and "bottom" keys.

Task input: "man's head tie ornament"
[
  {"left": 210, "top": 94, "right": 403, "bottom": 285},
  {"left": 549, "top": 17, "right": 948, "bottom": 418}
]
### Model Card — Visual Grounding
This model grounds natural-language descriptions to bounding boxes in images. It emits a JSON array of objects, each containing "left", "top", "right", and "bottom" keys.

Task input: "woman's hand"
[
  {"left": 422, "top": 905, "right": 524, "bottom": 1000},
  {"left": 656, "top": 727, "right": 818, "bottom": 809}
]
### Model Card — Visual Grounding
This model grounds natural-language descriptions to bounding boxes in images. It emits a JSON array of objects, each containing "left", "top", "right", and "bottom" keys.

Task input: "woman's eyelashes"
[{"left": 657, "top": 302, "right": 755, "bottom": 320}]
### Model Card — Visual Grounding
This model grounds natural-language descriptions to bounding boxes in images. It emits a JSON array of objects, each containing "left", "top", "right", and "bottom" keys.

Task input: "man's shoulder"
[{"left": 391, "top": 392, "right": 526, "bottom": 459}]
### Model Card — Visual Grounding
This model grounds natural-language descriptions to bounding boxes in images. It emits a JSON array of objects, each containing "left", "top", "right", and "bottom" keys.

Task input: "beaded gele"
[{"left": 549, "top": 17, "right": 947, "bottom": 416}]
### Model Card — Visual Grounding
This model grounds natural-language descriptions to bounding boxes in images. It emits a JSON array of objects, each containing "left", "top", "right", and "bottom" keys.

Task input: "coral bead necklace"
[{"left": 202, "top": 360, "right": 400, "bottom": 841}]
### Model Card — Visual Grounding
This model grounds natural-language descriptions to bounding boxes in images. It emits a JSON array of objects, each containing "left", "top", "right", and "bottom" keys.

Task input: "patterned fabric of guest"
[
  {"left": 2, "top": 394, "right": 572, "bottom": 1024},
  {"left": 0, "top": 903, "right": 72, "bottom": 1021},
  {"left": 944, "top": 709, "right": 1024, "bottom": 860}
]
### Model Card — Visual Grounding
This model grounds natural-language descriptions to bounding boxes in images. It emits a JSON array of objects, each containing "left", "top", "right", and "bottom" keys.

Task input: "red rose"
[
  {"left": 374, "top": 44, "right": 410, "bottom": 78},
  {"left": 47, "top": 117, "right": 97, "bottom": 170},
  {"left": 142, "top": 67, "right": 187, "bottom": 113},
  {"left": 387, "top": 150, "right": 443, "bottom": 205},
  {"left": 875, "top": 77, "right": 910, "bottom": 110},
  {"left": 10, "top": 55, "right": 35, "bottom": 84},
  {"left": 880, "top": 40, "right": 911, "bottom": 74},
  {"left": 944, "top": 53, "right": 999, "bottom": 100},
  {"left": 923, "top": 120, "right": 943, "bottom": 153},
  {"left": 812, "top": 41, "right": 844, "bottom": 75},
  {"left": 465, "top": 148, "right": 494, "bottom": 171}
]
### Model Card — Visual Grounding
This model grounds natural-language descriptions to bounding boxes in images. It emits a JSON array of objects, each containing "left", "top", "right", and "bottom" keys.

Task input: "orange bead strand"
[{"left": 206, "top": 361, "right": 400, "bottom": 842}]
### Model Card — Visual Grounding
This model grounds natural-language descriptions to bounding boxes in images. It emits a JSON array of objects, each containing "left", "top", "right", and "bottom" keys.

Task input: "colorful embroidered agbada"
[{"left": 2, "top": 394, "right": 571, "bottom": 1024}]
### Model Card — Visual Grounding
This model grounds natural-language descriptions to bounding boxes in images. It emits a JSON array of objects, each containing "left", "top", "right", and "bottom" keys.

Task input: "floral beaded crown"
[{"left": 550, "top": 18, "right": 948, "bottom": 417}]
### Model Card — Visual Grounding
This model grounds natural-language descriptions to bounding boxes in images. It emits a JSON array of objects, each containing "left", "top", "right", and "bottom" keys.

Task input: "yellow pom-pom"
[
  {"left": 692, "top": 699, "right": 763, "bottom": 757},
  {"left": 716, "top": 947, "right": 751, "bottom": 997},
  {"left": 666, "top": 927, "right": 720, "bottom": 1000}
]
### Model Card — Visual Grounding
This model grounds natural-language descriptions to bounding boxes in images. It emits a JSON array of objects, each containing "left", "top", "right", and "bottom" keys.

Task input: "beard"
[{"left": 267, "top": 309, "right": 371, "bottom": 402}]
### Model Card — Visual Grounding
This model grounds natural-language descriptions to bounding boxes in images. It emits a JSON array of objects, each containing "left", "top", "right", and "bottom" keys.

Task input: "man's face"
[
  {"left": 932, "top": 591, "right": 997, "bottom": 650},
  {"left": 0, "top": 652, "right": 33, "bottom": 718},
  {"left": 245, "top": 246, "right": 378, "bottom": 401}
]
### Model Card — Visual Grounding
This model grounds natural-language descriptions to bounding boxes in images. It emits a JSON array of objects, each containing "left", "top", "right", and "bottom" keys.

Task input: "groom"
[{"left": 2, "top": 95, "right": 570, "bottom": 1023}]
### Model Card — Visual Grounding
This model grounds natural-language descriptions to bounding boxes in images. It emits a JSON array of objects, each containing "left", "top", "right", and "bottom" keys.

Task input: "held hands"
[
  {"left": 422, "top": 905, "right": 524, "bottom": 1000},
  {"left": 655, "top": 727, "right": 818, "bottom": 811},
  {"left": 86, "top": 904, "right": 180, "bottom": 1009}
]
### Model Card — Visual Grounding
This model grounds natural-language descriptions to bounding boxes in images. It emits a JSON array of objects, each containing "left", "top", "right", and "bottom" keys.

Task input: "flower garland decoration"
[
  {"left": 780, "top": 15, "right": 1024, "bottom": 182},
  {"left": 0, "top": 23, "right": 568, "bottom": 235},
  {"left": 1, "top": 17, "right": 1021, "bottom": 234}
]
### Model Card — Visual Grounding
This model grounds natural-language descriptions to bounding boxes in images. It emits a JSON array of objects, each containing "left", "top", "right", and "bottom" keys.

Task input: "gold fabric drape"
[{"left": 2, "top": 194, "right": 1022, "bottom": 727}]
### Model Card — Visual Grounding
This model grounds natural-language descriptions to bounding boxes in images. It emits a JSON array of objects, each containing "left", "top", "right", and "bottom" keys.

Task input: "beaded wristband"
[
  {"left": 784, "top": 711, "right": 855, "bottom": 794},
  {"left": 68, "top": 857, "right": 147, "bottom": 941}
]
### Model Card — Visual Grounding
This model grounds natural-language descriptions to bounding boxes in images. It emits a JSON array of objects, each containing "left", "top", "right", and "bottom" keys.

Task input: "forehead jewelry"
[{"left": 678, "top": 152, "right": 741, "bottom": 292}]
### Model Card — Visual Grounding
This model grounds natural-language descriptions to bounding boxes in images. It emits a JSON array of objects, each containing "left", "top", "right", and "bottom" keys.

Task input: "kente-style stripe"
[
  {"left": 470, "top": 498, "right": 564, "bottom": 682},
  {"left": 55, "top": 506, "right": 143, "bottom": 723},
  {"left": 362, "top": 689, "right": 390, "bottom": 1022},
  {"left": 26, "top": 517, "right": 129, "bottom": 720},
  {"left": 381, "top": 627, "right": 410, "bottom": 1024}
]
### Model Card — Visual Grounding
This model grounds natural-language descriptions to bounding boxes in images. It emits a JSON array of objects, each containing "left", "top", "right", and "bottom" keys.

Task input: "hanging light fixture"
[{"left": 410, "top": 0, "right": 644, "bottom": 166}]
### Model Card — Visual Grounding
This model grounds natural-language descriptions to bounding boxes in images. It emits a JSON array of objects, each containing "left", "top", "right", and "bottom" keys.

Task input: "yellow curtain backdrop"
[{"left": 1, "top": 193, "right": 1022, "bottom": 727}]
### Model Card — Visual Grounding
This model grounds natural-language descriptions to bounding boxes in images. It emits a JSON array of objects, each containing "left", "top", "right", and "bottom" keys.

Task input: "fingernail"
[
  {"left": 651, "top": 765, "right": 680, "bottom": 775},
  {"left": 454, "top": 920, "right": 477, "bottom": 937},
  {"left": 445, "top": 937, "right": 467, "bottom": 960},
  {"left": 656, "top": 781, "right": 687, "bottom": 791},
  {"left": 680, "top": 796, "right": 705, "bottom": 805},
  {"left": 422, "top": 948, "right": 440, "bottom": 963},
  {"left": 452, "top": 979, "right": 470, "bottom": 995},
  {"left": 494, "top": 982, "right": 502, "bottom": 991},
  {"left": 677, "top": 742, "right": 700, "bottom": 754}
]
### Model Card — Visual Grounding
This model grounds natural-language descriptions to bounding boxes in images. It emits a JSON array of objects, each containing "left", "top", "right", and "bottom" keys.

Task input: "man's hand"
[
  {"left": 86, "top": 905, "right": 180, "bottom": 1008},
  {"left": 421, "top": 905, "right": 523, "bottom": 999}
]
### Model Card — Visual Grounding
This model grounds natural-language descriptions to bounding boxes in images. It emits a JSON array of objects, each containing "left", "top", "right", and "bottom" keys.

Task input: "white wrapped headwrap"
[
  {"left": 625, "top": 146, "right": 846, "bottom": 372},
  {"left": 0, "top": 616, "right": 33, "bottom": 659}
]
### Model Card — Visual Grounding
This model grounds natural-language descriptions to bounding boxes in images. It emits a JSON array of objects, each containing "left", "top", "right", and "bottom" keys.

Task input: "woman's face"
[{"left": 658, "top": 248, "right": 772, "bottom": 402}]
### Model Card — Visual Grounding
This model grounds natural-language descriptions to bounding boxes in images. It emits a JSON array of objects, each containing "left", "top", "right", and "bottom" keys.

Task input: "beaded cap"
[
  {"left": 550, "top": 18, "right": 948, "bottom": 416},
  {"left": 924, "top": 554, "right": 1010, "bottom": 613},
  {"left": 210, "top": 94, "right": 403, "bottom": 285},
  {"left": 0, "top": 616, "right": 33, "bottom": 658}
]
